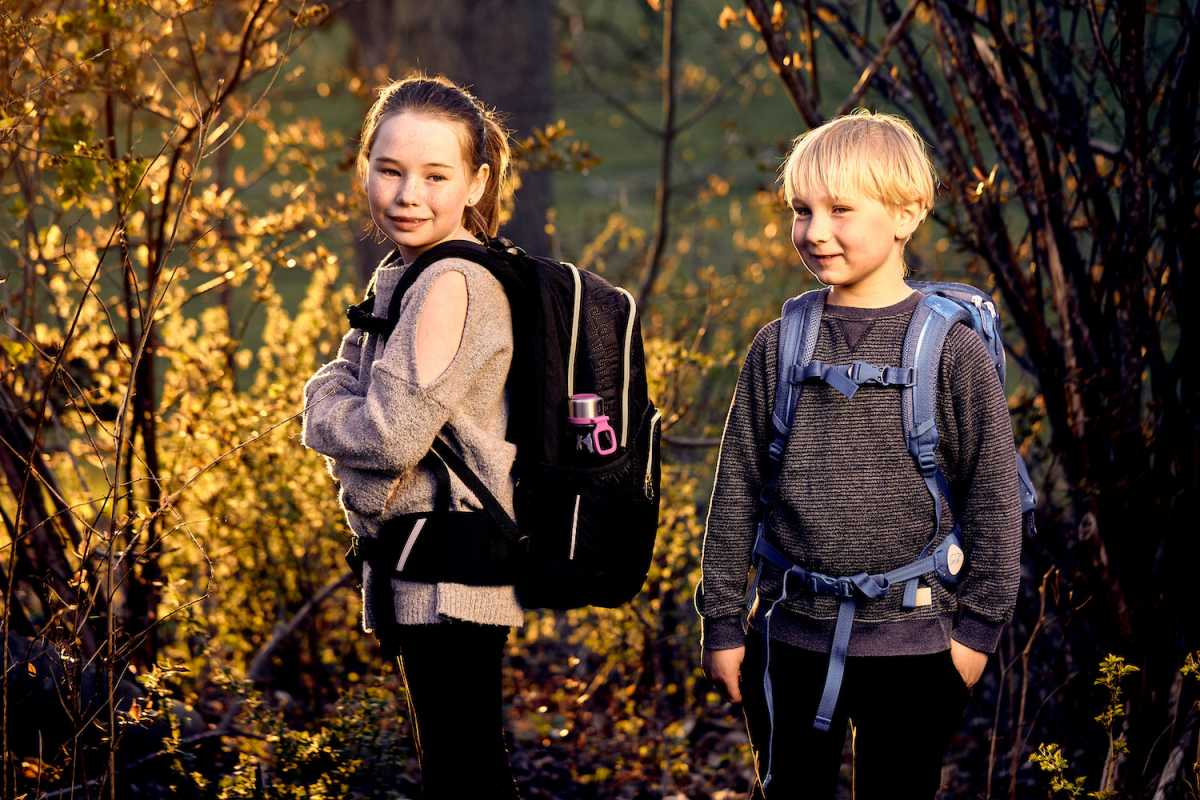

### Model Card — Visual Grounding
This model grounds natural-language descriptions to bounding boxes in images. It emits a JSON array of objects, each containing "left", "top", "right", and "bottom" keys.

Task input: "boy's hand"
[
  {"left": 949, "top": 638, "right": 987, "bottom": 688},
  {"left": 702, "top": 646, "right": 745, "bottom": 703}
]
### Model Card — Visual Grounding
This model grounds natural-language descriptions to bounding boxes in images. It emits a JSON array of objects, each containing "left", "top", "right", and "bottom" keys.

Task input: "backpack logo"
[{"left": 946, "top": 543, "right": 964, "bottom": 576}]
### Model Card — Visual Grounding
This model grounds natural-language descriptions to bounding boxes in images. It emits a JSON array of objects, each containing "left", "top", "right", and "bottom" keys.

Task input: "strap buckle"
[
  {"left": 806, "top": 572, "right": 855, "bottom": 598},
  {"left": 915, "top": 448, "right": 939, "bottom": 474},
  {"left": 908, "top": 427, "right": 941, "bottom": 475},
  {"left": 848, "top": 361, "right": 883, "bottom": 384}
]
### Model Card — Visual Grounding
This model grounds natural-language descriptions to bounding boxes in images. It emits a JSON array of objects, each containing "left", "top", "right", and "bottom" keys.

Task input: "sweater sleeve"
[
  {"left": 939, "top": 325, "right": 1023, "bottom": 653},
  {"left": 301, "top": 259, "right": 512, "bottom": 473},
  {"left": 302, "top": 326, "right": 368, "bottom": 408},
  {"left": 698, "top": 321, "right": 777, "bottom": 650}
]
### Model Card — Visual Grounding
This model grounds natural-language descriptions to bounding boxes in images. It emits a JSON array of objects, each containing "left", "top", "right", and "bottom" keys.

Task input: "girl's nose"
[{"left": 394, "top": 176, "right": 418, "bottom": 206}]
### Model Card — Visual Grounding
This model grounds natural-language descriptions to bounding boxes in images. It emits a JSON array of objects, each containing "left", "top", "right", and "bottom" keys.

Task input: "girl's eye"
[
  {"left": 793, "top": 207, "right": 810, "bottom": 217},
  {"left": 380, "top": 167, "right": 401, "bottom": 177},
  {"left": 832, "top": 206, "right": 851, "bottom": 214},
  {"left": 427, "top": 174, "right": 448, "bottom": 182}
]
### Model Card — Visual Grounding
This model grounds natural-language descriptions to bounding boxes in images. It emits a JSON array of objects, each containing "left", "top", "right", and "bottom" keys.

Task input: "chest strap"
[
  {"left": 750, "top": 529, "right": 964, "bottom": 788},
  {"left": 789, "top": 359, "right": 917, "bottom": 400}
]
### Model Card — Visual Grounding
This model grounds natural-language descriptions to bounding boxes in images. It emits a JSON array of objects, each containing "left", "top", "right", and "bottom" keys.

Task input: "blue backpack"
[
  {"left": 748, "top": 282, "right": 1038, "bottom": 784},
  {"left": 768, "top": 281, "right": 1038, "bottom": 533}
]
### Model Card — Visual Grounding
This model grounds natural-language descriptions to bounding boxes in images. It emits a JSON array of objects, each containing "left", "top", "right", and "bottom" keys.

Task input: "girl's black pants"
[
  {"left": 739, "top": 627, "right": 971, "bottom": 799},
  {"left": 393, "top": 620, "right": 519, "bottom": 800}
]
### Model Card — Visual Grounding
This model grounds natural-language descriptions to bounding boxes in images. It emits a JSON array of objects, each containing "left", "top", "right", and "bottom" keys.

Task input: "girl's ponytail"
[{"left": 466, "top": 110, "right": 512, "bottom": 239}]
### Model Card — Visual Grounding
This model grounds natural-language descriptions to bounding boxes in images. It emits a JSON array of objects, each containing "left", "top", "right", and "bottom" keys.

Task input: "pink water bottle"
[{"left": 568, "top": 393, "right": 617, "bottom": 457}]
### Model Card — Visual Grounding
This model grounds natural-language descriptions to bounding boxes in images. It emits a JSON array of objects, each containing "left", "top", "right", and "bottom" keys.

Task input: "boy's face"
[{"left": 789, "top": 185, "right": 921, "bottom": 298}]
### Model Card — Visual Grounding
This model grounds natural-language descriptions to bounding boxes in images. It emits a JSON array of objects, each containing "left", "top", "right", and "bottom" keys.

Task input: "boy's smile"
[{"left": 790, "top": 187, "right": 921, "bottom": 307}]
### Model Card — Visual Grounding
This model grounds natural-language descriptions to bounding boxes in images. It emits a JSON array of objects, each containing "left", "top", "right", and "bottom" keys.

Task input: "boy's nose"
[{"left": 805, "top": 215, "right": 831, "bottom": 243}]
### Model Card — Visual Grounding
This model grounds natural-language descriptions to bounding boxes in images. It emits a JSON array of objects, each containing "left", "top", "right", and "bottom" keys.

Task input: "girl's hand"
[
  {"left": 703, "top": 646, "right": 745, "bottom": 703},
  {"left": 949, "top": 638, "right": 987, "bottom": 688}
]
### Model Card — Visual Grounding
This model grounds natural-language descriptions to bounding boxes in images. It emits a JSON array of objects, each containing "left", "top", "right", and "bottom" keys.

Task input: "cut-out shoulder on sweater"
[{"left": 414, "top": 269, "right": 468, "bottom": 386}]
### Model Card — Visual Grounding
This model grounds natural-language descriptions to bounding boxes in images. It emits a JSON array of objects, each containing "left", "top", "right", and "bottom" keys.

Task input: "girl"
[{"left": 301, "top": 75, "right": 522, "bottom": 799}]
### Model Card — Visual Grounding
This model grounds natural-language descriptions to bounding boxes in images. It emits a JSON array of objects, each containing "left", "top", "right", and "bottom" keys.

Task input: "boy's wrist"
[
  {"left": 952, "top": 607, "right": 1004, "bottom": 654},
  {"left": 701, "top": 615, "right": 747, "bottom": 650}
]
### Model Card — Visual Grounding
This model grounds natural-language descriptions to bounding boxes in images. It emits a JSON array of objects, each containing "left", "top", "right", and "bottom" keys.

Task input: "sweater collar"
[{"left": 823, "top": 289, "right": 922, "bottom": 320}]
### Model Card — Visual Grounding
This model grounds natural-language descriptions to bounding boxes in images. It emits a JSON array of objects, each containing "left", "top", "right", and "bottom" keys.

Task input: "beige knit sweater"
[{"left": 301, "top": 250, "right": 524, "bottom": 629}]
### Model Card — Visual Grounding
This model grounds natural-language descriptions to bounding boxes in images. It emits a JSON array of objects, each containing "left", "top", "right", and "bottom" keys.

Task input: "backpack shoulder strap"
[
  {"left": 768, "top": 288, "right": 828, "bottom": 464},
  {"left": 901, "top": 294, "right": 971, "bottom": 535},
  {"left": 383, "top": 240, "right": 497, "bottom": 327},
  {"left": 429, "top": 437, "right": 524, "bottom": 547}
]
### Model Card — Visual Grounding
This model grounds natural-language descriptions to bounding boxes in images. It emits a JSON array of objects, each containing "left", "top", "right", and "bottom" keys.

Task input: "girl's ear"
[
  {"left": 893, "top": 200, "right": 926, "bottom": 242},
  {"left": 467, "top": 163, "right": 491, "bottom": 207}
]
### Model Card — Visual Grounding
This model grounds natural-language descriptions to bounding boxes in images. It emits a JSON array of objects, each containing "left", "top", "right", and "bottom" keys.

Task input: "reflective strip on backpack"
[
  {"left": 562, "top": 261, "right": 583, "bottom": 398},
  {"left": 395, "top": 517, "right": 427, "bottom": 572},
  {"left": 615, "top": 286, "right": 637, "bottom": 447}
]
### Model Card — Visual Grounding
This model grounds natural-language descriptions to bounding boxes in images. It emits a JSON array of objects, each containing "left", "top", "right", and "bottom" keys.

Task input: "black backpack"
[{"left": 344, "top": 237, "right": 662, "bottom": 610}]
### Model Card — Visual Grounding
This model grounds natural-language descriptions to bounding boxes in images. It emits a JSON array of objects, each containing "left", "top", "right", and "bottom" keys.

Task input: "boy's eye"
[
  {"left": 793, "top": 207, "right": 810, "bottom": 217},
  {"left": 832, "top": 206, "right": 851, "bottom": 214},
  {"left": 380, "top": 167, "right": 401, "bottom": 177}
]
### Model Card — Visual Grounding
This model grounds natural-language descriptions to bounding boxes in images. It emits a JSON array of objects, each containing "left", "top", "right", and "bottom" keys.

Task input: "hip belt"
[{"left": 750, "top": 528, "right": 965, "bottom": 788}]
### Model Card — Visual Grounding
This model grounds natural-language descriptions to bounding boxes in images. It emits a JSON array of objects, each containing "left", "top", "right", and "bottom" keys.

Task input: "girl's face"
[{"left": 365, "top": 111, "right": 490, "bottom": 262}]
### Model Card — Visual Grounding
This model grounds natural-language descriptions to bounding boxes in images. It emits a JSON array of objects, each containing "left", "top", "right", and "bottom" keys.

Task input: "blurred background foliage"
[{"left": 1, "top": 0, "right": 1197, "bottom": 798}]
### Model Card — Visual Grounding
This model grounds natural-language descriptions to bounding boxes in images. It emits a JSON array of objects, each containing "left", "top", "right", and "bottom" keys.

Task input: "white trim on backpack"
[
  {"left": 395, "top": 517, "right": 427, "bottom": 572},
  {"left": 563, "top": 262, "right": 583, "bottom": 398},
  {"left": 614, "top": 286, "right": 637, "bottom": 447},
  {"left": 569, "top": 494, "right": 581, "bottom": 560}
]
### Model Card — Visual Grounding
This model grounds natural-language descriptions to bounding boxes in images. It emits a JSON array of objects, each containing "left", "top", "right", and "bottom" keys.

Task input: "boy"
[{"left": 697, "top": 110, "right": 1022, "bottom": 798}]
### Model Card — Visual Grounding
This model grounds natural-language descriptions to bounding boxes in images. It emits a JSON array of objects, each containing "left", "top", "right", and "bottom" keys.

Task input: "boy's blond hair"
[{"left": 781, "top": 109, "right": 937, "bottom": 219}]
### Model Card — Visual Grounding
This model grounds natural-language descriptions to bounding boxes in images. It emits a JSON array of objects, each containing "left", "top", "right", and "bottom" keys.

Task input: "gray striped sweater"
[{"left": 699, "top": 291, "right": 1022, "bottom": 656}]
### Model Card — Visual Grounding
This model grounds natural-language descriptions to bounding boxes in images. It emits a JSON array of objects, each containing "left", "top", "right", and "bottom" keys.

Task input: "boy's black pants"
[
  {"left": 393, "top": 620, "right": 519, "bottom": 800},
  {"left": 740, "top": 628, "right": 971, "bottom": 799}
]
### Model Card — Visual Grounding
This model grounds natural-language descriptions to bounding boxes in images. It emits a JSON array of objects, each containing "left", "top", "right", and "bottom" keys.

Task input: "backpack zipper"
[
  {"left": 644, "top": 409, "right": 662, "bottom": 501},
  {"left": 614, "top": 287, "right": 637, "bottom": 447},
  {"left": 562, "top": 262, "right": 583, "bottom": 398}
]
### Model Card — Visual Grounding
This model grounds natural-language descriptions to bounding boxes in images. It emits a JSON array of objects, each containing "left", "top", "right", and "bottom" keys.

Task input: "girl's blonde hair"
[
  {"left": 780, "top": 109, "right": 937, "bottom": 216},
  {"left": 357, "top": 73, "right": 512, "bottom": 239}
]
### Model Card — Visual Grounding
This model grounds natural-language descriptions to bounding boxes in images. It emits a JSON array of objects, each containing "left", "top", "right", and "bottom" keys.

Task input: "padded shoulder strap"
[
  {"left": 900, "top": 295, "right": 971, "bottom": 538},
  {"left": 769, "top": 288, "right": 827, "bottom": 462},
  {"left": 900, "top": 295, "right": 971, "bottom": 468}
]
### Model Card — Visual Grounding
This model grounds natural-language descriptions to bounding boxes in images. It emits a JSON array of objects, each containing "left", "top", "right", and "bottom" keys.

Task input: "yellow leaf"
[{"left": 26, "top": 662, "right": 36, "bottom": 677}]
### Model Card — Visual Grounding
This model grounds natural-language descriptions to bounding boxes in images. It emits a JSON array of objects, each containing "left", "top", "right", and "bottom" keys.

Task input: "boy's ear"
[{"left": 893, "top": 200, "right": 926, "bottom": 242}]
